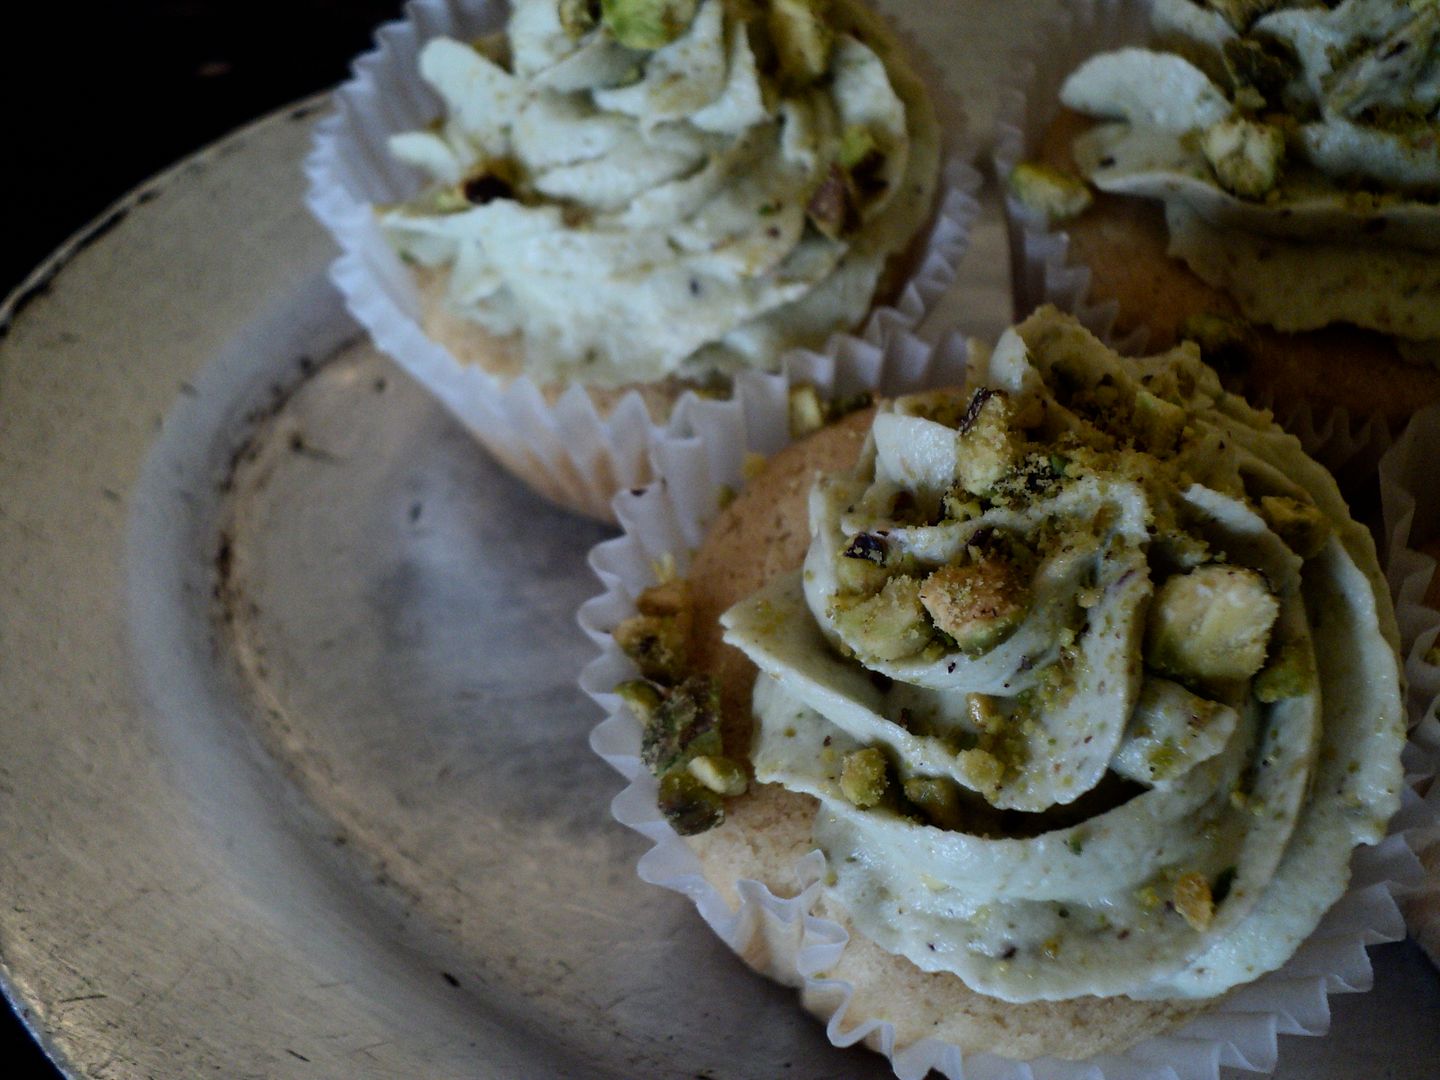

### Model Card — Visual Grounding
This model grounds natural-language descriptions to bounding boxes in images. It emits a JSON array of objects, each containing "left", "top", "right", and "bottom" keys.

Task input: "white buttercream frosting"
[{"left": 721, "top": 307, "right": 1406, "bottom": 1003}]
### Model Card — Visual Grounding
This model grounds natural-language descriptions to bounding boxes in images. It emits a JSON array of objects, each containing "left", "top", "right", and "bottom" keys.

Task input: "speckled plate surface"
[{"left": 0, "top": 3, "right": 1436, "bottom": 1077}]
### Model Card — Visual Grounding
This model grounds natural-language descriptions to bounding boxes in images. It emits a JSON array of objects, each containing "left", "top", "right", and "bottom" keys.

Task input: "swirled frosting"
[
  {"left": 721, "top": 307, "right": 1405, "bottom": 1003},
  {"left": 1058, "top": 0, "right": 1440, "bottom": 354},
  {"left": 380, "top": 0, "right": 937, "bottom": 388}
]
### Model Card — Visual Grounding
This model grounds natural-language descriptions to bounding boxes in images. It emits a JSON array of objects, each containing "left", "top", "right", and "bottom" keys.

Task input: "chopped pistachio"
[
  {"left": 831, "top": 575, "right": 932, "bottom": 661},
  {"left": 558, "top": 0, "right": 601, "bottom": 38},
  {"left": 957, "top": 747, "right": 1005, "bottom": 794},
  {"left": 919, "top": 559, "right": 1031, "bottom": 656},
  {"left": 768, "top": 0, "right": 834, "bottom": 86},
  {"left": 1222, "top": 35, "right": 1298, "bottom": 109},
  {"left": 615, "top": 679, "right": 664, "bottom": 724},
  {"left": 956, "top": 389, "right": 1020, "bottom": 496},
  {"left": 601, "top": 0, "right": 699, "bottom": 50},
  {"left": 1253, "top": 634, "right": 1315, "bottom": 702},
  {"left": 1144, "top": 565, "right": 1280, "bottom": 681},
  {"left": 1201, "top": 115, "right": 1285, "bottom": 200},
  {"left": 1259, "top": 495, "right": 1332, "bottom": 560},
  {"left": 943, "top": 490, "right": 985, "bottom": 522},
  {"left": 840, "top": 747, "right": 890, "bottom": 808},
  {"left": 636, "top": 577, "right": 691, "bottom": 618},
  {"left": 1007, "top": 162, "right": 1094, "bottom": 225},
  {"left": 687, "top": 754, "right": 749, "bottom": 796},
  {"left": 640, "top": 675, "right": 722, "bottom": 776},
  {"left": 613, "top": 611, "right": 689, "bottom": 683},
  {"left": 903, "top": 776, "right": 965, "bottom": 829},
  {"left": 835, "top": 532, "right": 891, "bottom": 594},
  {"left": 966, "top": 693, "right": 1003, "bottom": 734},
  {"left": 789, "top": 384, "right": 827, "bottom": 438},
  {"left": 1172, "top": 871, "right": 1216, "bottom": 931},
  {"left": 658, "top": 770, "right": 726, "bottom": 835}
]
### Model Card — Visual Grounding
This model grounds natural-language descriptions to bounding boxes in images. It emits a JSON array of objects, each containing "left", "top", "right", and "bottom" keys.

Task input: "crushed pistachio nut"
[
  {"left": 831, "top": 575, "right": 933, "bottom": 661},
  {"left": 1259, "top": 495, "right": 1332, "bottom": 560},
  {"left": 639, "top": 674, "right": 722, "bottom": 776},
  {"left": 1007, "top": 162, "right": 1094, "bottom": 224},
  {"left": 1222, "top": 36, "right": 1298, "bottom": 111},
  {"left": 956, "top": 389, "right": 1020, "bottom": 496},
  {"left": 558, "top": 0, "right": 601, "bottom": 38},
  {"left": 840, "top": 746, "right": 891, "bottom": 808},
  {"left": 600, "top": 0, "right": 699, "bottom": 50},
  {"left": 1201, "top": 115, "right": 1285, "bottom": 199},
  {"left": 688, "top": 754, "right": 749, "bottom": 796},
  {"left": 1172, "top": 871, "right": 1216, "bottom": 931},
  {"left": 918, "top": 558, "right": 1031, "bottom": 656},
  {"left": 658, "top": 770, "right": 726, "bottom": 835},
  {"left": 1144, "top": 564, "right": 1280, "bottom": 681},
  {"left": 613, "top": 578, "right": 693, "bottom": 683},
  {"left": 903, "top": 775, "right": 965, "bottom": 829},
  {"left": 836, "top": 532, "right": 892, "bottom": 594},
  {"left": 1254, "top": 635, "right": 1315, "bottom": 702}
]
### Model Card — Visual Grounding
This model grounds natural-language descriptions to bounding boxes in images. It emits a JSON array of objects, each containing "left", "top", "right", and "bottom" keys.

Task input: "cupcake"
[
  {"left": 996, "top": 0, "right": 1440, "bottom": 440},
  {"left": 585, "top": 307, "right": 1422, "bottom": 1075},
  {"left": 308, "top": 0, "right": 977, "bottom": 520}
]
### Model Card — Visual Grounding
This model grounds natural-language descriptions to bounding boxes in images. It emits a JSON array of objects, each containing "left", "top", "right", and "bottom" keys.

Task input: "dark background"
[{"left": 2, "top": 2, "right": 405, "bottom": 1075}]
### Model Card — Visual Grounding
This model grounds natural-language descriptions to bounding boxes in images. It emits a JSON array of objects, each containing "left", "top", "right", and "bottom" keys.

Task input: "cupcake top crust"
[
  {"left": 380, "top": 0, "right": 939, "bottom": 389},
  {"left": 718, "top": 306, "right": 1405, "bottom": 1004},
  {"left": 1033, "top": 0, "right": 1439, "bottom": 362}
]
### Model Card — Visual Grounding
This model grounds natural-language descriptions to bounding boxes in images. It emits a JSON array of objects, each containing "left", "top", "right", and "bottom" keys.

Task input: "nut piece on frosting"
[
  {"left": 1143, "top": 564, "right": 1280, "bottom": 682},
  {"left": 600, "top": 0, "right": 699, "bottom": 49}
]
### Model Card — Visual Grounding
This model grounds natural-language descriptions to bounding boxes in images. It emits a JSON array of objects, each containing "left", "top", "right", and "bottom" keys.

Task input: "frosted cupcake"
[
  {"left": 587, "top": 307, "right": 1418, "bottom": 1074},
  {"left": 309, "top": 0, "right": 974, "bottom": 519},
  {"left": 998, "top": 0, "right": 1440, "bottom": 435}
]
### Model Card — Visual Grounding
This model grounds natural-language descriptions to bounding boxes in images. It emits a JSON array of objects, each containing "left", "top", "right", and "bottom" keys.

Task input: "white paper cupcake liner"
[
  {"left": 305, "top": 0, "right": 982, "bottom": 522},
  {"left": 1379, "top": 404, "right": 1440, "bottom": 964},
  {"left": 989, "top": 0, "right": 1399, "bottom": 481},
  {"left": 578, "top": 327, "right": 1439, "bottom": 1080}
]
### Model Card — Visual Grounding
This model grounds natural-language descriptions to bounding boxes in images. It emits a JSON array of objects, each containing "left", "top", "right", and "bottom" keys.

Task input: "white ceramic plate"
[{"left": 0, "top": 9, "right": 1436, "bottom": 1079}]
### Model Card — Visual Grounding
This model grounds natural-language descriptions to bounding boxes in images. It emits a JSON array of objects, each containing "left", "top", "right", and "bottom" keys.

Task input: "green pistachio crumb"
[
  {"left": 840, "top": 747, "right": 890, "bottom": 808},
  {"left": 1007, "top": 162, "right": 1094, "bottom": 224},
  {"left": 657, "top": 770, "right": 726, "bottom": 835}
]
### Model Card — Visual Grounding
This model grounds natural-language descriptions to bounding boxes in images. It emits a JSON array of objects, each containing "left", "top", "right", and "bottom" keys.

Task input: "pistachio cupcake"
[
  {"left": 996, "top": 0, "right": 1440, "bottom": 441},
  {"left": 309, "top": 0, "right": 976, "bottom": 520},
  {"left": 584, "top": 306, "right": 1421, "bottom": 1076}
]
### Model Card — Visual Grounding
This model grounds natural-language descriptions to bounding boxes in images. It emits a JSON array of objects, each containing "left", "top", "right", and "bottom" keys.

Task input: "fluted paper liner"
[
  {"left": 305, "top": 0, "right": 981, "bottom": 522},
  {"left": 1380, "top": 403, "right": 1440, "bottom": 965},
  {"left": 990, "top": 0, "right": 1398, "bottom": 482},
  {"left": 578, "top": 327, "right": 1438, "bottom": 1079}
]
